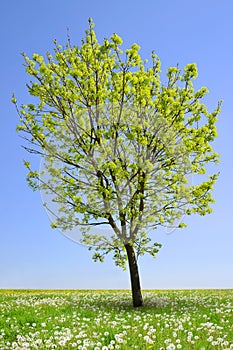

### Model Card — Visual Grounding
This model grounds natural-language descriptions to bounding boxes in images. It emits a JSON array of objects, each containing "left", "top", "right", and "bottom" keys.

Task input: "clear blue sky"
[{"left": 0, "top": 0, "right": 232, "bottom": 290}]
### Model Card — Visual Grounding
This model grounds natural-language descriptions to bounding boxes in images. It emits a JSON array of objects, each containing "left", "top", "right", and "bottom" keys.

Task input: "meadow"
[{"left": 0, "top": 289, "right": 232, "bottom": 349}]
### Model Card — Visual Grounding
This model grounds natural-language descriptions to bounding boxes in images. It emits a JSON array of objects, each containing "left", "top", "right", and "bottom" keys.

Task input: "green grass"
[{"left": 0, "top": 289, "right": 232, "bottom": 349}]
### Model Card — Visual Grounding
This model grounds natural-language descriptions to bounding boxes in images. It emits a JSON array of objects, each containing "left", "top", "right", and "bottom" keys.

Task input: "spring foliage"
[{"left": 15, "top": 19, "right": 221, "bottom": 269}]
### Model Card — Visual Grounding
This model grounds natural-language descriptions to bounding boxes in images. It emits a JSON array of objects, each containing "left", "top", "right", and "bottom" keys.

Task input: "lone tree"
[{"left": 15, "top": 19, "right": 221, "bottom": 307}]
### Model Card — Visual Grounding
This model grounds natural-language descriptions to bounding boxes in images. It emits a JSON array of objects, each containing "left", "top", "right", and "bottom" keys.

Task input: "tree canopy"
[{"left": 15, "top": 18, "right": 221, "bottom": 306}]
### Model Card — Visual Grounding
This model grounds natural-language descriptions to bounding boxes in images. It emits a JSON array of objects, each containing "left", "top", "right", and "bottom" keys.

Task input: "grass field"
[{"left": 0, "top": 289, "right": 232, "bottom": 349}]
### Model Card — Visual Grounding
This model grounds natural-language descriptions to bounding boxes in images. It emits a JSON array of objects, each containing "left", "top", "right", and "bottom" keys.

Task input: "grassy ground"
[{"left": 0, "top": 289, "right": 232, "bottom": 349}]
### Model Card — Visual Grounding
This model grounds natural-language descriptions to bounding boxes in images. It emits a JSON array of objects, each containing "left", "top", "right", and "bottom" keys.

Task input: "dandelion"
[
  {"left": 144, "top": 335, "right": 154, "bottom": 344},
  {"left": 0, "top": 290, "right": 232, "bottom": 350},
  {"left": 166, "top": 344, "right": 176, "bottom": 350},
  {"left": 164, "top": 338, "right": 172, "bottom": 344},
  {"left": 212, "top": 341, "right": 219, "bottom": 346}
]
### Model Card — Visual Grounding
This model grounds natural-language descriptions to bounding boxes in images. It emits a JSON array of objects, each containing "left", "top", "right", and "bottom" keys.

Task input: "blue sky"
[{"left": 0, "top": 0, "right": 232, "bottom": 290}]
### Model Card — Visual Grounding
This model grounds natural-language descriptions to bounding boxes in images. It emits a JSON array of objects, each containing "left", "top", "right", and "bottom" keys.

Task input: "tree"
[{"left": 15, "top": 18, "right": 221, "bottom": 307}]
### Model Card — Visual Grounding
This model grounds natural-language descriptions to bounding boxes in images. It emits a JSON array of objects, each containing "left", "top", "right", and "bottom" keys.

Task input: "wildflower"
[
  {"left": 164, "top": 338, "right": 172, "bottom": 344},
  {"left": 58, "top": 339, "right": 67, "bottom": 346},
  {"left": 115, "top": 334, "right": 124, "bottom": 343},
  {"left": 166, "top": 344, "right": 176, "bottom": 350},
  {"left": 212, "top": 341, "right": 219, "bottom": 346},
  {"left": 144, "top": 335, "right": 154, "bottom": 344}
]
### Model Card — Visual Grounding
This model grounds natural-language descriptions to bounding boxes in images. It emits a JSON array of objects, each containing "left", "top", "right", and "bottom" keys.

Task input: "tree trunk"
[{"left": 125, "top": 243, "right": 143, "bottom": 307}]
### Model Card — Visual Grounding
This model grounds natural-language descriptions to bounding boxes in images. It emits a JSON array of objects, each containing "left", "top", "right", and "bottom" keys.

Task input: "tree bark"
[{"left": 125, "top": 243, "right": 143, "bottom": 307}]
